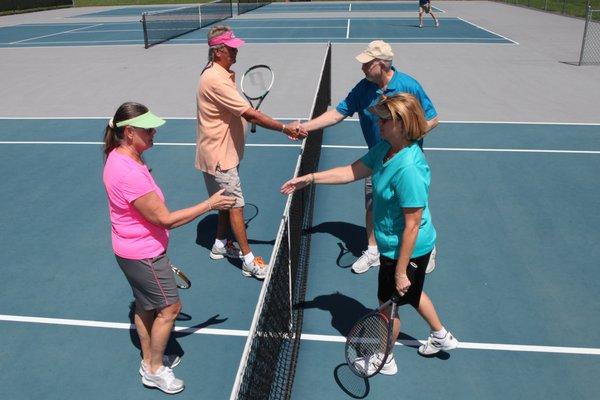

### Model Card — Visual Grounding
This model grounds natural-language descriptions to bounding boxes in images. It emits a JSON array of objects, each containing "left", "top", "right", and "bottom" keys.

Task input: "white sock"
[
  {"left": 243, "top": 252, "right": 255, "bottom": 265},
  {"left": 367, "top": 245, "right": 379, "bottom": 256},
  {"left": 214, "top": 238, "right": 227, "bottom": 249},
  {"left": 432, "top": 327, "right": 448, "bottom": 339}
]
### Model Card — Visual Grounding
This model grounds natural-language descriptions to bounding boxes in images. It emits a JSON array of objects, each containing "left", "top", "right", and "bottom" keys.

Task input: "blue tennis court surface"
[
  {"left": 1, "top": 117, "right": 599, "bottom": 400},
  {"left": 72, "top": 2, "right": 441, "bottom": 17},
  {"left": 0, "top": 17, "right": 513, "bottom": 47},
  {"left": 72, "top": 6, "right": 180, "bottom": 17}
]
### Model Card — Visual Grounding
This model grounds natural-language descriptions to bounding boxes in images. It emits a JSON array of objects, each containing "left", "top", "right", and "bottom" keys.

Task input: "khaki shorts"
[{"left": 203, "top": 166, "right": 245, "bottom": 208}]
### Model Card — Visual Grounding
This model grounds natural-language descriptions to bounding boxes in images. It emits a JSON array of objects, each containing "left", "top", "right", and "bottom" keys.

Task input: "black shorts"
[{"left": 377, "top": 251, "right": 431, "bottom": 308}]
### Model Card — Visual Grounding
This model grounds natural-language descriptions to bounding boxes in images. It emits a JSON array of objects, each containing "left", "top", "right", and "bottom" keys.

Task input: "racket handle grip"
[{"left": 251, "top": 122, "right": 256, "bottom": 133}]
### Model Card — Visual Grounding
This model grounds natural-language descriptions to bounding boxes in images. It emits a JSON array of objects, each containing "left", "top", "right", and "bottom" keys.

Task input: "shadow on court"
[
  {"left": 195, "top": 203, "right": 274, "bottom": 249},
  {"left": 334, "top": 363, "right": 370, "bottom": 399},
  {"left": 309, "top": 221, "right": 367, "bottom": 268},
  {"left": 297, "top": 292, "right": 451, "bottom": 358},
  {"left": 126, "top": 302, "right": 228, "bottom": 360}
]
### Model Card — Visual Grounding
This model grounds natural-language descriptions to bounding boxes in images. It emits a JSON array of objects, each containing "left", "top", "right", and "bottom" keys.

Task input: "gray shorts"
[
  {"left": 364, "top": 176, "right": 373, "bottom": 211},
  {"left": 115, "top": 253, "right": 179, "bottom": 311},
  {"left": 203, "top": 166, "right": 245, "bottom": 208}
]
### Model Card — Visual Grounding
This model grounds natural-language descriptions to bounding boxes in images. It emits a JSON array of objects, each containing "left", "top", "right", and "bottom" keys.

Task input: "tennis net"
[
  {"left": 229, "top": 41, "right": 332, "bottom": 400},
  {"left": 142, "top": 0, "right": 232, "bottom": 49},
  {"left": 238, "top": 0, "right": 272, "bottom": 15}
]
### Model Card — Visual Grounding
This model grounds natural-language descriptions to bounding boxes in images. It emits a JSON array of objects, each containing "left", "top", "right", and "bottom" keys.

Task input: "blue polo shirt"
[
  {"left": 336, "top": 67, "right": 437, "bottom": 149},
  {"left": 360, "top": 141, "right": 436, "bottom": 259}
]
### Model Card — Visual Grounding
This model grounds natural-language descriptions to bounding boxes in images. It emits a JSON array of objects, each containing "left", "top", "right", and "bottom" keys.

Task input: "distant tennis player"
[
  {"left": 196, "top": 25, "right": 307, "bottom": 279},
  {"left": 419, "top": 0, "right": 440, "bottom": 28}
]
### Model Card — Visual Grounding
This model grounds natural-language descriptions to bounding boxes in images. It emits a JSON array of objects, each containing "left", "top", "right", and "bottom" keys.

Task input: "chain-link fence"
[
  {"left": 493, "top": 0, "right": 600, "bottom": 18},
  {"left": 579, "top": 6, "right": 600, "bottom": 64}
]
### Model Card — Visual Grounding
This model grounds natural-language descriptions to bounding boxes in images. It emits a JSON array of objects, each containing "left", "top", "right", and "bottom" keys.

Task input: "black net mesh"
[
  {"left": 238, "top": 0, "right": 272, "bottom": 15},
  {"left": 142, "top": 0, "right": 232, "bottom": 49},
  {"left": 230, "top": 42, "right": 331, "bottom": 400},
  {"left": 202, "top": 0, "right": 234, "bottom": 28}
]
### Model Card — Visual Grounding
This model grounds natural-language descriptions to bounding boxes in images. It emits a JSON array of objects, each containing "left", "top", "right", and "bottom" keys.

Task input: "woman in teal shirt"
[{"left": 281, "top": 93, "right": 457, "bottom": 374}]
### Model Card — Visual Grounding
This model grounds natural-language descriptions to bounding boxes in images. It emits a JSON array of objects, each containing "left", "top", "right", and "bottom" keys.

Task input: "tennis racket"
[
  {"left": 240, "top": 65, "right": 274, "bottom": 133},
  {"left": 345, "top": 293, "right": 401, "bottom": 378},
  {"left": 171, "top": 265, "right": 191, "bottom": 289}
]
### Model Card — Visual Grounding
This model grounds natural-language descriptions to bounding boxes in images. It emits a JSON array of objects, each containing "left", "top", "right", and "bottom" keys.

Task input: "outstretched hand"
[
  {"left": 285, "top": 121, "right": 308, "bottom": 141},
  {"left": 208, "top": 189, "right": 236, "bottom": 210},
  {"left": 280, "top": 174, "right": 312, "bottom": 195}
]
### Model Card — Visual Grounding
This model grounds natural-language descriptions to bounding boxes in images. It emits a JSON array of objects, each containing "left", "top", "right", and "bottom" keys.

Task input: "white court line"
[
  {"left": 321, "top": 145, "right": 600, "bottom": 155},
  {"left": 9, "top": 23, "right": 104, "bottom": 45},
  {"left": 457, "top": 16, "right": 519, "bottom": 45},
  {"left": 346, "top": 19, "right": 350, "bottom": 39},
  {"left": 0, "top": 141, "right": 596, "bottom": 154},
  {"left": 1, "top": 314, "right": 599, "bottom": 356},
  {"left": 233, "top": 26, "right": 347, "bottom": 30},
  {"left": 2, "top": 117, "right": 600, "bottom": 126},
  {"left": 301, "top": 333, "right": 600, "bottom": 355},
  {"left": 6, "top": 39, "right": 142, "bottom": 45},
  {"left": 348, "top": 3, "right": 352, "bottom": 12},
  {"left": 70, "top": 29, "right": 140, "bottom": 33},
  {"left": 0, "top": 141, "right": 302, "bottom": 148},
  {"left": 348, "top": 37, "right": 510, "bottom": 41}
]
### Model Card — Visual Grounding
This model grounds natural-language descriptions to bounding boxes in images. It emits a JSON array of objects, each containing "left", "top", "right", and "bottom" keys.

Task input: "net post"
[
  {"left": 141, "top": 12, "right": 149, "bottom": 49},
  {"left": 579, "top": 5, "right": 591, "bottom": 65}
]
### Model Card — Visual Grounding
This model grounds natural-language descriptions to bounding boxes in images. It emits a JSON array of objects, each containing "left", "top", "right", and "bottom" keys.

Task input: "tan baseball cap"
[{"left": 355, "top": 40, "right": 394, "bottom": 63}]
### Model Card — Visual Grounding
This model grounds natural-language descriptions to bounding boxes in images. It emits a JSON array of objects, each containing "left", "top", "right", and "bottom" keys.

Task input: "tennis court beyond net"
[{"left": 142, "top": 0, "right": 232, "bottom": 48}]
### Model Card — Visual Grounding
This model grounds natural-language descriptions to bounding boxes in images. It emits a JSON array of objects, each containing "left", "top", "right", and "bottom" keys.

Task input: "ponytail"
[{"left": 102, "top": 102, "right": 149, "bottom": 162}]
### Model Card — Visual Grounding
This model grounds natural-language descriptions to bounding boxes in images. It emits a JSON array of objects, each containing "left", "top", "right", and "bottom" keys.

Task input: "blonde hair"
[{"left": 370, "top": 93, "right": 428, "bottom": 141}]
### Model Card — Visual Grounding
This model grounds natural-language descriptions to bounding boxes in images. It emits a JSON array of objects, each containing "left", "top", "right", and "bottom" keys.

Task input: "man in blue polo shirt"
[{"left": 295, "top": 40, "right": 439, "bottom": 275}]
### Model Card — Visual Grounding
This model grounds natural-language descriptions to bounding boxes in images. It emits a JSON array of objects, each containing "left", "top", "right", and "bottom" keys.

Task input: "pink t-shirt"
[{"left": 103, "top": 150, "right": 169, "bottom": 259}]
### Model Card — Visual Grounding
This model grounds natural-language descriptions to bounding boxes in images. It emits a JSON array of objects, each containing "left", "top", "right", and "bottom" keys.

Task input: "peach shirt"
[{"left": 195, "top": 63, "right": 251, "bottom": 174}]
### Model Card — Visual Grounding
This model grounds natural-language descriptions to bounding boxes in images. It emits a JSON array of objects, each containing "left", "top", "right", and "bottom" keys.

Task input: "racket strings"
[
  {"left": 346, "top": 314, "right": 390, "bottom": 376},
  {"left": 242, "top": 68, "right": 273, "bottom": 99}
]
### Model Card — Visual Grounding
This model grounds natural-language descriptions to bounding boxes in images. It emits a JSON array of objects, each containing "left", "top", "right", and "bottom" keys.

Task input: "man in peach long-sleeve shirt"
[{"left": 196, "top": 25, "right": 306, "bottom": 280}]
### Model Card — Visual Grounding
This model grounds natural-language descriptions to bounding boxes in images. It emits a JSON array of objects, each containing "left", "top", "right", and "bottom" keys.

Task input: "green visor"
[{"left": 116, "top": 111, "right": 166, "bottom": 129}]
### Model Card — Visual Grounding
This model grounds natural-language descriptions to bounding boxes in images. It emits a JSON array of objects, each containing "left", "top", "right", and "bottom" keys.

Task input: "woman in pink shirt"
[{"left": 102, "top": 102, "right": 234, "bottom": 394}]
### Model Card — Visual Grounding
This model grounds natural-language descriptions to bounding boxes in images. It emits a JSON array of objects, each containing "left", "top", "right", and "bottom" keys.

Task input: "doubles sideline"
[{"left": 1, "top": 314, "right": 599, "bottom": 356}]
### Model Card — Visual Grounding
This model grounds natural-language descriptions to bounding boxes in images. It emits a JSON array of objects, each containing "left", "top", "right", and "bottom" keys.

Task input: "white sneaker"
[
  {"left": 353, "top": 352, "right": 397, "bottom": 376},
  {"left": 351, "top": 251, "right": 380, "bottom": 274},
  {"left": 139, "top": 354, "right": 181, "bottom": 376},
  {"left": 435, "top": 20, "right": 440, "bottom": 27},
  {"left": 210, "top": 240, "right": 242, "bottom": 260},
  {"left": 142, "top": 366, "right": 184, "bottom": 394},
  {"left": 418, "top": 332, "right": 458, "bottom": 356},
  {"left": 425, "top": 246, "right": 437, "bottom": 274},
  {"left": 242, "top": 256, "right": 268, "bottom": 280}
]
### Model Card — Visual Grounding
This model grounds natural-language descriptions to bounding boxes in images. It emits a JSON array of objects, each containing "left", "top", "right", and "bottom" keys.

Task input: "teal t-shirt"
[{"left": 361, "top": 141, "right": 436, "bottom": 259}]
